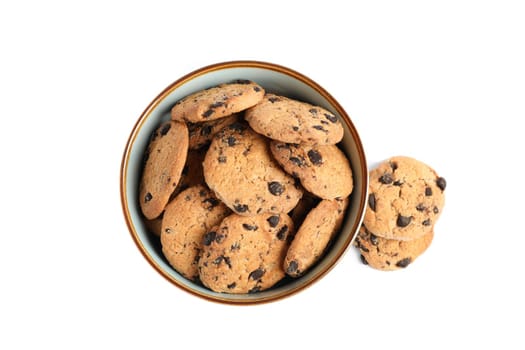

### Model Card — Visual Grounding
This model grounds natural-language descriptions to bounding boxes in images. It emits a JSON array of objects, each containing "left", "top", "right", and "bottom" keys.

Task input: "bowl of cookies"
[{"left": 120, "top": 61, "right": 368, "bottom": 304}]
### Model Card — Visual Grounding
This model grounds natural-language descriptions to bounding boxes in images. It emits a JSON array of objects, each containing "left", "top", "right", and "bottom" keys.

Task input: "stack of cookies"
[
  {"left": 139, "top": 80, "right": 354, "bottom": 293},
  {"left": 354, "top": 156, "right": 446, "bottom": 271}
]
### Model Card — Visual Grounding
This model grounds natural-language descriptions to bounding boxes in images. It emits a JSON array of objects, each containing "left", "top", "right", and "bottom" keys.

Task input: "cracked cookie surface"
[
  {"left": 198, "top": 212, "right": 294, "bottom": 293},
  {"left": 139, "top": 120, "right": 189, "bottom": 220},
  {"left": 203, "top": 122, "right": 303, "bottom": 216},
  {"left": 364, "top": 156, "right": 446, "bottom": 240},
  {"left": 171, "top": 80, "right": 264, "bottom": 123},
  {"left": 354, "top": 225, "right": 434, "bottom": 271},
  {"left": 270, "top": 141, "right": 353, "bottom": 200},
  {"left": 245, "top": 93, "right": 344, "bottom": 145},
  {"left": 161, "top": 185, "right": 230, "bottom": 281}
]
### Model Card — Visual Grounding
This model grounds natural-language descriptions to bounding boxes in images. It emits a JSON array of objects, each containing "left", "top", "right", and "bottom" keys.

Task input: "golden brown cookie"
[
  {"left": 187, "top": 113, "right": 240, "bottom": 150},
  {"left": 270, "top": 141, "right": 353, "bottom": 200},
  {"left": 289, "top": 191, "right": 319, "bottom": 228},
  {"left": 161, "top": 185, "right": 230, "bottom": 281},
  {"left": 354, "top": 226, "right": 434, "bottom": 271},
  {"left": 139, "top": 121, "right": 189, "bottom": 220},
  {"left": 171, "top": 80, "right": 264, "bottom": 123},
  {"left": 245, "top": 93, "right": 344, "bottom": 145},
  {"left": 364, "top": 156, "right": 446, "bottom": 240},
  {"left": 198, "top": 212, "right": 294, "bottom": 293},
  {"left": 203, "top": 122, "right": 303, "bottom": 216},
  {"left": 284, "top": 198, "right": 348, "bottom": 277}
]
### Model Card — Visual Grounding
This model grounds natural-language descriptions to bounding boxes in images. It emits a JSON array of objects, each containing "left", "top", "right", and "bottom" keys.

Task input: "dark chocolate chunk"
[
  {"left": 416, "top": 203, "right": 426, "bottom": 211},
  {"left": 227, "top": 282, "right": 236, "bottom": 289},
  {"left": 292, "top": 126, "right": 299, "bottom": 131},
  {"left": 436, "top": 177, "right": 447, "bottom": 191},
  {"left": 230, "top": 242, "right": 240, "bottom": 251},
  {"left": 286, "top": 260, "right": 299, "bottom": 274},
  {"left": 368, "top": 193, "right": 376, "bottom": 212},
  {"left": 144, "top": 192, "right": 153, "bottom": 202},
  {"left": 422, "top": 219, "right": 432, "bottom": 226},
  {"left": 268, "top": 96, "right": 280, "bottom": 103},
  {"left": 289, "top": 156, "right": 304, "bottom": 166},
  {"left": 248, "top": 286, "right": 261, "bottom": 293},
  {"left": 228, "top": 122, "right": 246, "bottom": 132},
  {"left": 223, "top": 256, "right": 232, "bottom": 268},
  {"left": 324, "top": 113, "right": 338, "bottom": 123},
  {"left": 202, "top": 109, "right": 214, "bottom": 118},
  {"left": 215, "top": 233, "right": 225, "bottom": 244},
  {"left": 390, "top": 161, "right": 398, "bottom": 171},
  {"left": 213, "top": 256, "right": 223, "bottom": 265},
  {"left": 233, "top": 203, "right": 249, "bottom": 213},
  {"left": 218, "top": 155, "right": 227, "bottom": 163},
  {"left": 210, "top": 101, "right": 225, "bottom": 109},
  {"left": 226, "top": 136, "right": 236, "bottom": 147},
  {"left": 397, "top": 214, "right": 412, "bottom": 227},
  {"left": 203, "top": 231, "right": 216, "bottom": 246},
  {"left": 160, "top": 123, "right": 171, "bottom": 136},
  {"left": 433, "top": 206, "right": 439, "bottom": 214},
  {"left": 309, "top": 108, "right": 318, "bottom": 115},
  {"left": 276, "top": 225, "right": 288, "bottom": 240},
  {"left": 249, "top": 268, "right": 265, "bottom": 280},
  {"left": 379, "top": 173, "right": 393, "bottom": 184},
  {"left": 396, "top": 258, "right": 411, "bottom": 268},
  {"left": 253, "top": 86, "right": 261, "bottom": 92},
  {"left": 369, "top": 234, "right": 379, "bottom": 246},
  {"left": 393, "top": 180, "right": 403, "bottom": 186},
  {"left": 313, "top": 125, "right": 327, "bottom": 133},
  {"left": 307, "top": 149, "right": 323, "bottom": 165},
  {"left": 267, "top": 215, "right": 280, "bottom": 227},
  {"left": 360, "top": 254, "right": 368, "bottom": 265},
  {"left": 425, "top": 187, "right": 433, "bottom": 196},
  {"left": 268, "top": 181, "right": 284, "bottom": 196},
  {"left": 242, "top": 223, "right": 258, "bottom": 231},
  {"left": 202, "top": 197, "right": 219, "bottom": 209}
]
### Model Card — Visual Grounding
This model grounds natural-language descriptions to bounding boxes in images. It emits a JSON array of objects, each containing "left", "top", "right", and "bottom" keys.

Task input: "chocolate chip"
[
  {"left": 230, "top": 242, "right": 240, "bottom": 251},
  {"left": 313, "top": 125, "right": 327, "bottom": 133},
  {"left": 203, "top": 231, "right": 216, "bottom": 246},
  {"left": 223, "top": 256, "right": 232, "bottom": 268},
  {"left": 368, "top": 193, "right": 376, "bottom": 212},
  {"left": 436, "top": 177, "right": 447, "bottom": 191},
  {"left": 233, "top": 203, "right": 248, "bottom": 213},
  {"left": 267, "top": 215, "right": 280, "bottom": 227},
  {"left": 248, "top": 286, "right": 261, "bottom": 293},
  {"left": 242, "top": 223, "right": 258, "bottom": 231},
  {"left": 249, "top": 268, "right": 265, "bottom": 280},
  {"left": 144, "top": 192, "right": 152, "bottom": 202},
  {"left": 379, "top": 173, "right": 393, "bottom": 184},
  {"left": 227, "top": 282, "right": 236, "bottom": 289},
  {"left": 360, "top": 254, "right": 368, "bottom": 265},
  {"left": 210, "top": 101, "right": 225, "bottom": 108},
  {"left": 268, "top": 181, "right": 284, "bottom": 196},
  {"left": 286, "top": 260, "right": 298, "bottom": 274},
  {"left": 276, "top": 225, "right": 288, "bottom": 240},
  {"left": 422, "top": 219, "right": 432, "bottom": 226},
  {"left": 213, "top": 256, "right": 223, "bottom": 265},
  {"left": 393, "top": 180, "right": 403, "bottom": 186},
  {"left": 396, "top": 258, "right": 411, "bottom": 268},
  {"left": 253, "top": 86, "right": 261, "bottom": 92},
  {"left": 307, "top": 149, "right": 323, "bottom": 165},
  {"left": 215, "top": 233, "right": 225, "bottom": 244},
  {"left": 425, "top": 187, "right": 433, "bottom": 196},
  {"left": 268, "top": 97, "right": 280, "bottom": 103},
  {"left": 226, "top": 136, "right": 236, "bottom": 146},
  {"left": 160, "top": 123, "right": 171, "bottom": 136},
  {"left": 292, "top": 126, "right": 299, "bottom": 131},
  {"left": 416, "top": 203, "right": 426, "bottom": 211},
  {"left": 218, "top": 155, "right": 227, "bottom": 163},
  {"left": 309, "top": 108, "right": 318, "bottom": 115},
  {"left": 228, "top": 122, "right": 246, "bottom": 132},
  {"left": 202, "top": 197, "right": 219, "bottom": 209},
  {"left": 397, "top": 215, "right": 412, "bottom": 227},
  {"left": 324, "top": 113, "right": 338, "bottom": 123},
  {"left": 202, "top": 109, "right": 214, "bottom": 118},
  {"left": 359, "top": 245, "right": 369, "bottom": 253},
  {"left": 199, "top": 189, "right": 207, "bottom": 197},
  {"left": 289, "top": 156, "right": 304, "bottom": 166},
  {"left": 433, "top": 206, "right": 439, "bottom": 214},
  {"left": 369, "top": 234, "right": 379, "bottom": 246},
  {"left": 390, "top": 162, "right": 398, "bottom": 171}
]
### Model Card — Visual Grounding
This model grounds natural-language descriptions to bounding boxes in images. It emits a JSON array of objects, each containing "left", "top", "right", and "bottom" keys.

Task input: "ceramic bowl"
[{"left": 120, "top": 60, "right": 368, "bottom": 304}]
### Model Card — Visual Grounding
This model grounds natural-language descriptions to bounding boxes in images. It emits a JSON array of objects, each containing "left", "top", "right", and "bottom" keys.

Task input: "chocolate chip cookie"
[
  {"left": 245, "top": 93, "right": 344, "bottom": 145},
  {"left": 203, "top": 122, "right": 303, "bottom": 216},
  {"left": 187, "top": 113, "right": 240, "bottom": 150},
  {"left": 364, "top": 156, "right": 446, "bottom": 240},
  {"left": 139, "top": 121, "right": 189, "bottom": 220},
  {"left": 171, "top": 80, "right": 264, "bottom": 123},
  {"left": 270, "top": 141, "right": 353, "bottom": 200},
  {"left": 284, "top": 198, "right": 348, "bottom": 277},
  {"left": 354, "top": 225, "right": 434, "bottom": 271},
  {"left": 161, "top": 185, "right": 230, "bottom": 281},
  {"left": 198, "top": 212, "right": 294, "bottom": 293}
]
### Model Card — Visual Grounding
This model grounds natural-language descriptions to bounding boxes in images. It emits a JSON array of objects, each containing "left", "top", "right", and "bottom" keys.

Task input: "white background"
[{"left": 1, "top": 1, "right": 524, "bottom": 349}]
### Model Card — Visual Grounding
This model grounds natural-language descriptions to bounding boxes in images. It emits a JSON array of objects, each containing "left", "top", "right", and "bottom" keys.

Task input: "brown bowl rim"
[{"left": 120, "top": 60, "right": 368, "bottom": 305}]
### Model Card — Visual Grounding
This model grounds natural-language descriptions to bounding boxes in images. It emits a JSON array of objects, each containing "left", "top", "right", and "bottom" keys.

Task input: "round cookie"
[
  {"left": 203, "top": 122, "right": 303, "bottom": 216},
  {"left": 245, "top": 93, "right": 344, "bottom": 145},
  {"left": 187, "top": 113, "right": 240, "bottom": 150},
  {"left": 354, "top": 225, "right": 434, "bottom": 271},
  {"left": 289, "top": 191, "right": 319, "bottom": 228},
  {"left": 198, "top": 212, "right": 294, "bottom": 294},
  {"left": 170, "top": 148, "right": 206, "bottom": 198},
  {"left": 270, "top": 141, "right": 353, "bottom": 200},
  {"left": 284, "top": 197, "right": 348, "bottom": 277},
  {"left": 144, "top": 215, "right": 163, "bottom": 237},
  {"left": 364, "top": 156, "right": 446, "bottom": 240},
  {"left": 139, "top": 120, "right": 189, "bottom": 220},
  {"left": 161, "top": 185, "right": 230, "bottom": 282},
  {"left": 171, "top": 80, "right": 264, "bottom": 123}
]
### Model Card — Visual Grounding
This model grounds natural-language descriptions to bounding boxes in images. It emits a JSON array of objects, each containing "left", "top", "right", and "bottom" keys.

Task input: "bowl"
[{"left": 120, "top": 60, "right": 368, "bottom": 304}]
